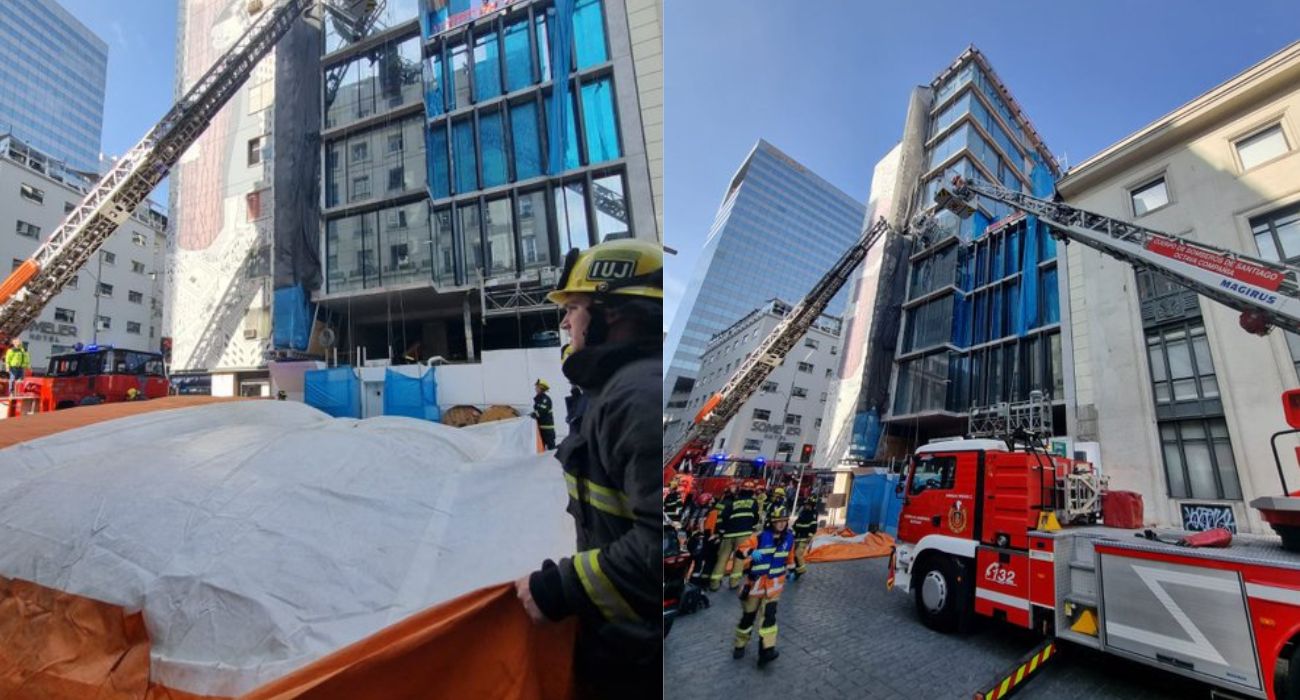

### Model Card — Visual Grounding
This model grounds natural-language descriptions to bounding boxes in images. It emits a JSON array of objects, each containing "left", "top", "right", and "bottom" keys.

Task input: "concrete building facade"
[
  {"left": 0, "top": 0, "right": 106, "bottom": 174},
  {"left": 663, "top": 140, "right": 865, "bottom": 443},
  {"left": 0, "top": 136, "right": 167, "bottom": 368},
  {"left": 818, "top": 47, "right": 1066, "bottom": 470},
  {"left": 167, "top": 0, "right": 323, "bottom": 397},
  {"left": 1057, "top": 40, "right": 1300, "bottom": 534},
  {"left": 684, "top": 299, "right": 841, "bottom": 463}
]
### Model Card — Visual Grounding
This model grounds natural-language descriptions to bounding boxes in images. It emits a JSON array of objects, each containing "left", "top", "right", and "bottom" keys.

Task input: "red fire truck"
[{"left": 12, "top": 345, "right": 168, "bottom": 412}]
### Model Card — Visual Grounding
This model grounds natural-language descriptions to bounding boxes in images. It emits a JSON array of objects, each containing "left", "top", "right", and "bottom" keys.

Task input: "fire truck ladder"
[
  {"left": 967, "top": 390, "right": 1054, "bottom": 442},
  {"left": 0, "top": 0, "right": 320, "bottom": 343},
  {"left": 663, "top": 217, "right": 895, "bottom": 471},
  {"left": 936, "top": 176, "right": 1300, "bottom": 335}
]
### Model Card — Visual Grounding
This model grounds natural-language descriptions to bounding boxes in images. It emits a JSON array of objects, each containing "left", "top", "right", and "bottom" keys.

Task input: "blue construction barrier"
[
  {"left": 846, "top": 473, "right": 905, "bottom": 536},
  {"left": 383, "top": 368, "right": 441, "bottom": 422},
  {"left": 272, "top": 284, "right": 313, "bottom": 351},
  {"left": 304, "top": 367, "right": 361, "bottom": 418}
]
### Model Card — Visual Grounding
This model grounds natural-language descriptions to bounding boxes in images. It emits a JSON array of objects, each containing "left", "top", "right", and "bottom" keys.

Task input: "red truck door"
[{"left": 898, "top": 450, "right": 980, "bottom": 545}]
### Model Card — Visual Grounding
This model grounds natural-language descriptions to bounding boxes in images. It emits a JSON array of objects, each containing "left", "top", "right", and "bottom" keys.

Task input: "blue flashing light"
[{"left": 754, "top": 456, "right": 766, "bottom": 468}]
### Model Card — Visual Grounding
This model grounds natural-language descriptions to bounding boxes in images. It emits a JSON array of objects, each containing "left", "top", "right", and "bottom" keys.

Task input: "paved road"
[{"left": 664, "top": 556, "right": 1210, "bottom": 699}]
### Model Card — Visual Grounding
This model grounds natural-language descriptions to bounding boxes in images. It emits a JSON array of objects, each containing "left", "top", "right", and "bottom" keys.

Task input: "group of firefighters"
[{"left": 665, "top": 476, "right": 821, "bottom": 667}]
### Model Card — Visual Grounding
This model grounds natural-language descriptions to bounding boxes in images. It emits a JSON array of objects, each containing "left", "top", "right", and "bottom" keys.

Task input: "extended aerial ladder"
[
  {"left": 663, "top": 217, "right": 896, "bottom": 477},
  {"left": 0, "top": 0, "right": 374, "bottom": 345},
  {"left": 936, "top": 176, "right": 1300, "bottom": 335}
]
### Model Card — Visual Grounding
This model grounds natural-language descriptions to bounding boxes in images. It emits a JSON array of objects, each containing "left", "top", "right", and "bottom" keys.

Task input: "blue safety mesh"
[
  {"left": 848, "top": 409, "right": 881, "bottom": 460},
  {"left": 1016, "top": 154, "right": 1057, "bottom": 336},
  {"left": 383, "top": 368, "right": 441, "bottom": 422},
  {"left": 545, "top": 0, "right": 574, "bottom": 175},
  {"left": 272, "top": 285, "right": 312, "bottom": 351},
  {"left": 305, "top": 367, "right": 361, "bottom": 418}
]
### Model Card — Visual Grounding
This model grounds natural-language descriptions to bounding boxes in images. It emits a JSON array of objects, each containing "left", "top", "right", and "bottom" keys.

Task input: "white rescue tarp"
[{"left": 0, "top": 402, "right": 572, "bottom": 696}]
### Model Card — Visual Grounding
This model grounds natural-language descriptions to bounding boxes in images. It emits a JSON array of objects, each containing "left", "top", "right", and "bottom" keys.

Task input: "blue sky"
[
  {"left": 663, "top": 0, "right": 1300, "bottom": 330},
  {"left": 60, "top": 0, "right": 177, "bottom": 201}
]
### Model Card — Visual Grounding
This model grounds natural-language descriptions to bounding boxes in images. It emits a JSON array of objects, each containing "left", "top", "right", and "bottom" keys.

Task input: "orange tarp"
[
  {"left": 0, "top": 576, "right": 576, "bottom": 700},
  {"left": 0, "top": 396, "right": 244, "bottom": 450},
  {"left": 805, "top": 531, "right": 895, "bottom": 563}
]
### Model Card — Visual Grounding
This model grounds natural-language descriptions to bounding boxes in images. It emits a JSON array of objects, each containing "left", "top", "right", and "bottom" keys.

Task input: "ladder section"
[
  {"left": 664, "top": 218, "right": 894, "bottom": 470},
  {"left": 936, "top": 177, "right": 1300, "bottom": 335},
  {"left": 0, "top": 0, "right": 316, "bottom": 341}
]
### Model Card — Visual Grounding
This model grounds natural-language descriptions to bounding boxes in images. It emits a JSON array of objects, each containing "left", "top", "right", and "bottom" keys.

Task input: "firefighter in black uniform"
[
  {"left": 791, "top": 496, "right": 819, "bottom": 579},
  {"left": 664, "top": 483, "right": 685, "bottom": 528},
  {"left": 514, "top": 239, "right": 663, "bottom": 699},
  {"left": 532, "top": 378, "right": 556, "bottom": 450}
]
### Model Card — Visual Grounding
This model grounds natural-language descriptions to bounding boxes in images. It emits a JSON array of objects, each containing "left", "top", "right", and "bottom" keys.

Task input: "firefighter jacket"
[
  {"left": 664, "top": 491, "right": 684, "bottom": 522},
  {"left": 532, "top": 391, "right": 554, "bottom": 430},
  {"left": 793, "top": 508, "right": 817, "bottom": 541},
  {"left": 527, "top": 338, "right": 660, "bottom": 650},
  {"left": 718, "top": 494, "right": 759, "bottom": 538},
  {"left": 4, "top": 347, "right": 30, "bottom": 370},
  {"left": 747, "top": 527, "right": 795, "bottom": 597}
]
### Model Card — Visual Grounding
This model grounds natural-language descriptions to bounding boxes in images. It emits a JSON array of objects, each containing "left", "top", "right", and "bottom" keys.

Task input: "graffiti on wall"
[{"left": 1179, "top": 502, "right": 1237, "bottom": 533}]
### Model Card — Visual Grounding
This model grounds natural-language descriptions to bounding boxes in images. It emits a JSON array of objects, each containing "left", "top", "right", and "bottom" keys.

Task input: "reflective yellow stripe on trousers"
[
  {"left": 574, "top": 549, "right": 639, "bottom": 623},
  {"left": 564, "top": 473, "right": 633, "bottom": 519}
]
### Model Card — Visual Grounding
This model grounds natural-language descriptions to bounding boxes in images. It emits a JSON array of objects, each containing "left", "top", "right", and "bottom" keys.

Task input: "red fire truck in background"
[{"left": 10, "top": 345, "right": 168, "bottom": 413}]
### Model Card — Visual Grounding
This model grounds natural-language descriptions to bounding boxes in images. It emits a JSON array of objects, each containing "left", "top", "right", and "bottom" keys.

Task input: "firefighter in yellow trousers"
[
  {"left": 733, "top": 504, "right": 794, "bottom": 667},
  {"left": 709, "top": 479, "right": 759, "bottom": 591}
]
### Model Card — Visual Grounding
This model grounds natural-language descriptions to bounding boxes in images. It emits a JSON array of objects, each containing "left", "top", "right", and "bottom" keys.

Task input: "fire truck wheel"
[
  {"left": 1279, "top": 639, "right": 1300, "bottom": 700},
  {"left": 914, "top": 555, "right": 969, "bottom": 633}
]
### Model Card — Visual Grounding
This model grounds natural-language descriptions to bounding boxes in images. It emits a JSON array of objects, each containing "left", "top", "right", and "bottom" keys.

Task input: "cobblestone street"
[{"left": 665, "top": 557, "right": 1210, "bottom": 699}]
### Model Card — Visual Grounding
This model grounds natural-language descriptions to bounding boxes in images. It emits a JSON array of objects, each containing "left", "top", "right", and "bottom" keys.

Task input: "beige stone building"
[{"left": 1058, "top": 39, "right": 1300, "bottom": 534}]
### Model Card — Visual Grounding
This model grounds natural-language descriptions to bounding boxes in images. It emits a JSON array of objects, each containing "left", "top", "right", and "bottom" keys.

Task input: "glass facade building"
[
  {"left": 883, "top": 49, "right": 1064, "bottom": 446},
  {"left": 317, "top": 0, "right": 657, "bottom": 359},
  {"left": 662, "top": 140, "right": 865, "bottom": 436},
  {"left": 0, "top": 0, "right": 107, "bottom": 174}
]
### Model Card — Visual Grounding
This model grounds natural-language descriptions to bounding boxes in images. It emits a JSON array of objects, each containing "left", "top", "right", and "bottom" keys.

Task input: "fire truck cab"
[
  {"left": 891, "top": 438, "right": 1300, "bottom": 699},
  {"left": 15, "top": 346, "right": 168, "bottom": 411}
]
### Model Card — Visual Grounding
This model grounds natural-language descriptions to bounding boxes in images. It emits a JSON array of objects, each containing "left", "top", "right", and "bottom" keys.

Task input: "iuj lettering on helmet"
[{"left": 588, "top": 259, "right": 635, "bottom": 281}]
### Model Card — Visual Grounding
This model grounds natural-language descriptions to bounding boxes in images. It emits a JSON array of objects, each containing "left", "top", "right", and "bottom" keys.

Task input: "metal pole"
[
  {"left": 92, "top": 251, "right": 103, "bottom": 344},
  {"left": 463, "top": 293, "right": 476, "bottom": 361}
]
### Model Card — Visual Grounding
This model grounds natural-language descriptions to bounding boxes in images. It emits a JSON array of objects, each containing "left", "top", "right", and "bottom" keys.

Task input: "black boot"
[
  {"left": 732, "top": 646, "right": 745, "bottom": 660},
  {"left": 757, "top": 646, "right": 779, "bottom": 667}
]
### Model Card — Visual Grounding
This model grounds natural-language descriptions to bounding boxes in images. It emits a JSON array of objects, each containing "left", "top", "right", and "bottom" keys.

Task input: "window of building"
[
  {"left": 97, "top": 282, "right": 113, "bottom": 297},
  {"left": 389, "top": 243, "right": 410, "bottom": 268},
  {"left": 825, "top": 368, "right": 833, "bottom": 378},
  {"left": 511, "top": 100, "right": 543, "bottom": 180},
  {"left": 132, "top": 231, "right": 147, "bottom": 246},
  {"left": 54, "top": 307, "right": 75, "bottom": 323},
  {"left": 556, "top": 181, "right": 590, "bottom": 249},
  {"left": 518, "top": 189, "right": 550, "bottom": 269},
  {"left": 820, "top": 392, "right": 827, "bottom": 402},
  {"left": 1236, "top": 124, "right": 1289, "bottom": 171},
  {"left": 777, "top": 442, "right": 796, "bottom": 456},
  {"left": 592, "top": 172, "right": 629, "bottom": 241},
  {"left": 247, "top": 136, "right": 264, "bottom": 166},
  {"left": 743, "top": 438, "right": 762, "bottom": 453},
  {"left": 388, "top": 133, "right": 404, "bottom": 153},
  {"left": 581, "top": 77, "right": 621, "bottom": 164},
  {"left": 752, "top": 408, "right": 771, "bottom": 422},
  {"left": 484, "top": 197, "right": 516, "bottom": 274},
  {"left": 351, "top": 175, "right": 371, "bottom": 201},
  {"left": 1146, "top": 323, "right": 1219, "bottom": 404},
  {"left": 66, "top": 275, "right": 78, "bottom": 289},
  {"left": 246, "top": 190, "right": 264, "bottom": 221},
  {"left": 96, "top": 315, "right": 111, "bottom": 331},
  {"left": 128, "top": 290, "right": 143, "bottom": 304},
  {"left": 797, "top": 361, "right": 814, "bottom": 373},
  {"left": 102, "top": 251, "right": 115, "bottom": 265},
  {"left": 473, "top": 30, "right": 501, "bottom": 101},
  {"left": 460, "top": 202, "right": 484, "bottom": 273},
  {"left": 1130, "top": 177, "right": 1169, "bottom": 216},
  {"left": 449, "top": 42, "right": 471, "bottom": 109},
  {"left": 20, "top": 183, "right": 43, "bottom": 204},
  {"left": 16, "top": 220, "right": 40, "bottom": 239},
  {"left": 831, "top": 345, "right": 838, "bottom": 355},
  {"left": 452, "top": 117, "right": 477, "bottom": 192},
  {"left": 785, "top": 414, "right": 802, "bottom": 426},
  {"left": 503, "top": 18, "right": 532, "bottom": 92},
  {"left": 351, "top": 141, "right": 369, "bottom": 163},
  {"left": 573, "top": 0, "right": 608, "bottom": 69},
  {"left": 791, "top": 386, "right": 808, "bottom": 398},
  {"left": 65, "top": 202, "right": 76, "bottom": 214},
  {"left": 388, "top": 167, "right": 405, "bottom": 192},
  {"left": 761, "top": 381, "right": 778, "bottom": 394},
  {"left": 11, "top": 258, "right": 23, "bottom": 271},
  {"left": 127, "top": 321, "right": 142, "bottom": 335},
  {"left": 1160, "top": 417, "right": 1241, "bottom": 500},
  {"left": 480, "top": 109, "right": 508, "bottom": 187},
  {"left": 804, "top": 338, "right": 819, "bottom": 349},
  {"left": 814, "top": 418, "right": 823, "bottom": 429}
]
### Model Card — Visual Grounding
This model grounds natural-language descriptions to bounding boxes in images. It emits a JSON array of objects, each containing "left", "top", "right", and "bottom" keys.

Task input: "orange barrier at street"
[
  {"left": 240, "top": 584, "right": 577, "bottom": 700},
  {"left": 0, "top": 575, "right": 576, "bottom": 700},
  {"left": 0, "top": 396, "right": 244, "bottom": 450},
  {"left": 806, "top": 531, "right": 895, "bottom": 563}
]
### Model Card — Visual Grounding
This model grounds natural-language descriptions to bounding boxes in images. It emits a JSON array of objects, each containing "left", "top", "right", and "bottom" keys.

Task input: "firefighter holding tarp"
[
  {"left": 734, "top": 504, "right": 795, "bottom": 667},
  {"left": 531, "top": 379, "right": 556, "bottom": 450},
  {"left": 515, "top": 239, "right": 663, "bottom": 699}
]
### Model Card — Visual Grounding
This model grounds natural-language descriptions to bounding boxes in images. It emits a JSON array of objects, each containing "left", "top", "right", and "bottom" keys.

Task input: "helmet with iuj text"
[{"left": 547, "top": 239, "right": 663, "bottom": 305}]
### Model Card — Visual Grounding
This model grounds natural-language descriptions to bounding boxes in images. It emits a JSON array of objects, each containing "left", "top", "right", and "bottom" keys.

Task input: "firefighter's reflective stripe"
[
  {"left": 564, "top": 473, "right": 632, "bottom": 519},
  {"left": 573, "top": 549, "right": 639, "bottom": 623},
  {"left": 539, "top": 424, "right": 554, "bottom": 429},
  {"left": 750, "top": 546, "right": 776, "bottom": 574},
  {"left": 977, "top": 640, "right": 1055, "bottom": 700}
]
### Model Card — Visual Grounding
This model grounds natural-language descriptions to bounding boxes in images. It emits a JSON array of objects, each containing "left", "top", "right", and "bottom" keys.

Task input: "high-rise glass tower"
[
  {"left": 0, "top": 0, "right": 107, "bottom": 174},
  {"left": 663, "top": 139, "right": 864, "bottom": 438}
]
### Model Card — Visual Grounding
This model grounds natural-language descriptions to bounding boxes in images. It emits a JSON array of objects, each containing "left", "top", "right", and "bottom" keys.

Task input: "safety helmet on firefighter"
[
  {"left": 774, "top": 487, "right": 786, "bottom": 497},
  {"left": 126, "top": 387, "right": 140, "bottom": 399},
  {"left": 535, "top": 378, "right": 549, "bottom": 391},
  {"left": 768, "top": 505, "right": 790, "bottom": 523},
  {"left": 741, "top": 479, "right": 759, "bottom": 491},
  {"left": 547, "top": 239, "right": 663, "bottom": 305}
]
